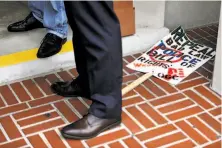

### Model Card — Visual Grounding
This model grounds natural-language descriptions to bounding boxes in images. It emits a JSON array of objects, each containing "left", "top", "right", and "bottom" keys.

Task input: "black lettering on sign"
[
  {"left": 146, "top": 60, "right": 153, "bottom": 64},
  {"left": 156, "top": 61, "right": 164, "bottom": 66},
  {"left": 158, "top": 73, "right": 164, "bottom": 78},
  {"left": 144, "top": 59, "right": 152, "bottom": 63},
  {"left": 189, "top": 43, "right": 199, "bottom": 51},
  {"left": 171, "top": 26, "right": 185, "bottom": 41},
  {"left": 166, "top": 57, "right": 175, "bottom": 63},
  {"left": 157, "top": 73, "right": 179, "bottom": 80},
  {"left": 149, "top": 41, "right": 183, "bottom": 63},
  {"left": 155, "top": 54, "right": 164, "bottom": 59},
  {"left": 166, "top": 37, "right": 174, "bottom": 46},
  {"left": 193, "top": 53, "right": 202, "bottom": 58},
  {"left": 164, "top": 75, "right": 172, "bottom": 80},
  {"left": 181, "top": 40, "right": 190, "bottom": 47},
  {"left": 172, "top": 75, "right": 179, "bottom": 80},
  {"left": 159, "top": 63, "right": 170, "bottom": 69},
  {"left": 189, "top": 58, "right": 201, "bottom": 65},
  {"left": 178, "top": 40, "right": 195, "bottom": 51},
  {"left": 188, "top": 51, "right": 210, "bottom": 60},
  {"left": 191, "top": 44, "right": 204, "bottom": 51},
  {"left": 188, "top": 50, "right": 195, "bottom": 56},
  {"left": 176, "top": 52, "right": 184, "bottom": 58},
  {"left": 199, "top": 48, "right": 208, "bottom": 54},
  {"left": 187, "top": 64, "right": 195, "bottom": 68},
  {"left": 206, "top": 48, "right": 215, "bottom": 57},
  {"left": 142, "top": 59, "right": 170, "bottom": 69},
  {"left": 176, "top": 34, "right": 189, "bottom": 45},
  {"left": 175, "top": 33, "right": 185, "bottom": 43},
  {"left": 147, "top": 49, "right": 158, "bottom": 56},
  {"left": 138, "top": 56, "right": 146, "bottom": 62},
  {"left": 177, "top": 46, "right": 185, "bottom": 51},
  {"left": 181, "top": 55, "right": 192, "bottom": 61},
  {"left": 199, "top": 47, "right": 215, "bottom": 57},
  {"left": 151, "top": 61, "right": 158, "bottom": 65},
  {"left": 192, "top": 53, "right": 201, "bottom": 59},
  {"left": 182, "top": 40, "right": 190, "bottom": 46},
  {"left": 171, "top": 45, "right": 179, "bottom": 49},
  {"left": 183, "top": 41, "right": 196, "bottom": 48},
  {"left": 154, "top": 54, "right": 178, "bottom": 63},
  {"left": 146, "top": 49, "right": 153, "bottom": 55},
  {"left": 181, "top": 62, "right": 188, "bottom": 67},
  {"left": 200, "top": 55, "right": 209, "bottom": 60},
  {"left": 159, "top": 55, "right": 168, "bottom": 61}
]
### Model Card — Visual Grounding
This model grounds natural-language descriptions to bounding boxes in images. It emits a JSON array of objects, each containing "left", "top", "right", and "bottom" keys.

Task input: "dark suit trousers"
[{"left": 64, "top": 1, "right": 123, "bottom": 119}]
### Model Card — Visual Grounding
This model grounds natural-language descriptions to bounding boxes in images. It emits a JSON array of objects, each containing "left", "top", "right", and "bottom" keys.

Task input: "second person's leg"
[{"left": 37, "top": 0, "right": 68, "bottom": 58}]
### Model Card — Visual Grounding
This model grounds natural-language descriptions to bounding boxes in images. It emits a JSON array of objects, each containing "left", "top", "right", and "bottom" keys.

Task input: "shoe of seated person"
[
  {"left": 37, "top": 33, "right": 67, "bottom": 58},
  {"left": 7, "top": 13, "right": 44, "bottom": 32}
]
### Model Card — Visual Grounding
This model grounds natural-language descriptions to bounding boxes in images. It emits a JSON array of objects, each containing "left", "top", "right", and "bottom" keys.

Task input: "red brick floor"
[{"left": 0, "top": 23, "right": 221, "bottom": 148}]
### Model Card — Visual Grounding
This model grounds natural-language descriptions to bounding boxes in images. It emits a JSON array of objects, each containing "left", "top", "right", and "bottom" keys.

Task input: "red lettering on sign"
[
  {"left": 148, "top": 45, "right": 183, "bottom": 63},
  {"left": 133, "top": 63, "right": 152, "bottom": 68},
  {"left": 164, "top": 68, "right": 185, "bottom": 80}
]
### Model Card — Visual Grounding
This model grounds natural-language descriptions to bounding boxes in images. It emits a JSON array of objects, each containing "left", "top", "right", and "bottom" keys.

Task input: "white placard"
[{"left": 127, "top": 26, "right": 216, "bottom": 85}]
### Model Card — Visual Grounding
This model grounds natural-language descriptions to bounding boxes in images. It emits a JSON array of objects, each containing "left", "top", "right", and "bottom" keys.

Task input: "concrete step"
[
  {"left": 0, "top": 1, "right": 73, "bottom": 56},
  {"left": 0, "top": 27, "right": 169, "bottom": 84},
  {"left": 0, "top": 1, "right": 169, "bottom": 84}
]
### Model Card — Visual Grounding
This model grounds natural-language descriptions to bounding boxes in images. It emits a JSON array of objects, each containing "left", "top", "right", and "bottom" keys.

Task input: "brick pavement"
[{"left": 0, "top": 23, "right": 221, "bottom": 148}]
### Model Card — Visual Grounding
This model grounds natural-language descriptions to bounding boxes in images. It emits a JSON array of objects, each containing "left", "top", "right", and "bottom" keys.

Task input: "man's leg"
[
  {"left": 28, "top": 0, "right": 68, "bottom": 39},
  {"left": 51, "top": 2, "right": 91, "bottom": 99},
  {"left": 41, "top": 0, "right": 68, "bottom": 39},
  {"left": 28, "top": 1, "right": 44, "bottom": 22},
  {"left": 52, "top": 1, "right": 123, "bottom": 139}
]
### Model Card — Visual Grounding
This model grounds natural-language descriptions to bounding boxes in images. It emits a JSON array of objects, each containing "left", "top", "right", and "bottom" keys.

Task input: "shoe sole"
[
  {"left": 61, "top": 120, "right": 121, "bottom": 140},
  {"left": 37, "top": 49, "right": 62, "bottom": 59},
  {"left": 8, "top": 26, "right": 45, "bottom": 32}
]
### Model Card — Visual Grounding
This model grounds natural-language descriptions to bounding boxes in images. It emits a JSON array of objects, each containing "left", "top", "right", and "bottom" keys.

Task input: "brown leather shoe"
[{"left": 61, "top": 114, "right": 121, "bottom": 139}]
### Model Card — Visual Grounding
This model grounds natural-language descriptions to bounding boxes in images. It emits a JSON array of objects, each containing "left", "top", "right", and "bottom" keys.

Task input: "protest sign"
[{"left": 126, "top": 26, "right": 216, "bottom": 85}]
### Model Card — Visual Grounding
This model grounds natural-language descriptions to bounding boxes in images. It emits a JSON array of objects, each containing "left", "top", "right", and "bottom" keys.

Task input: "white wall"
[
  {"left": 164, "top": 1, "right": 221, "bottom": 30},
  {"left": 211, "top": 14, "right": 221, "bottom": 95},
  {"left": 134, "top": 1, "right": 165, "bottom": 29}
]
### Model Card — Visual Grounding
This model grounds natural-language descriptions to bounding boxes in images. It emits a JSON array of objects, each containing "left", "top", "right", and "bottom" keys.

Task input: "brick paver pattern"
[{"left": 0, "top": 23, "right": 221, "bottom": 148}]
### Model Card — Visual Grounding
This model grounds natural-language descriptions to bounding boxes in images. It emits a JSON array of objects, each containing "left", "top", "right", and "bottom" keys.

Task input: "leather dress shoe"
[
  {"left": 7, "top": 13, "right": 44, "bottom": 32},
  {"left": 61, "top": 113, "right": 121, "bottom": 139},
  {"left": 37, "top": 33, "right": 67, "bottom": 58},
  {"left": 51, "top": 78, "right": 89, "bottom": 98}
]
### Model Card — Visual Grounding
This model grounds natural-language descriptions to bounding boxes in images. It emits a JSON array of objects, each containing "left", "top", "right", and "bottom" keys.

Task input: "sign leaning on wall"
[{"left": 127, "top": 26, "right": 216, "bottom": 85}]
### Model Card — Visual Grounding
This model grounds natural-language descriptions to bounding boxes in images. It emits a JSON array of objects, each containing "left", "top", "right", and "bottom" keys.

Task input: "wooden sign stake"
[{"left": 122, "top": 73, "right": 152, "bottom": 95}]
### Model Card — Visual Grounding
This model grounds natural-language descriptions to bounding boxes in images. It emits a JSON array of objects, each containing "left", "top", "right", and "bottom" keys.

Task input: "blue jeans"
[{"left": 28, "top": 1, "right": 68, "bottom": 39}]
